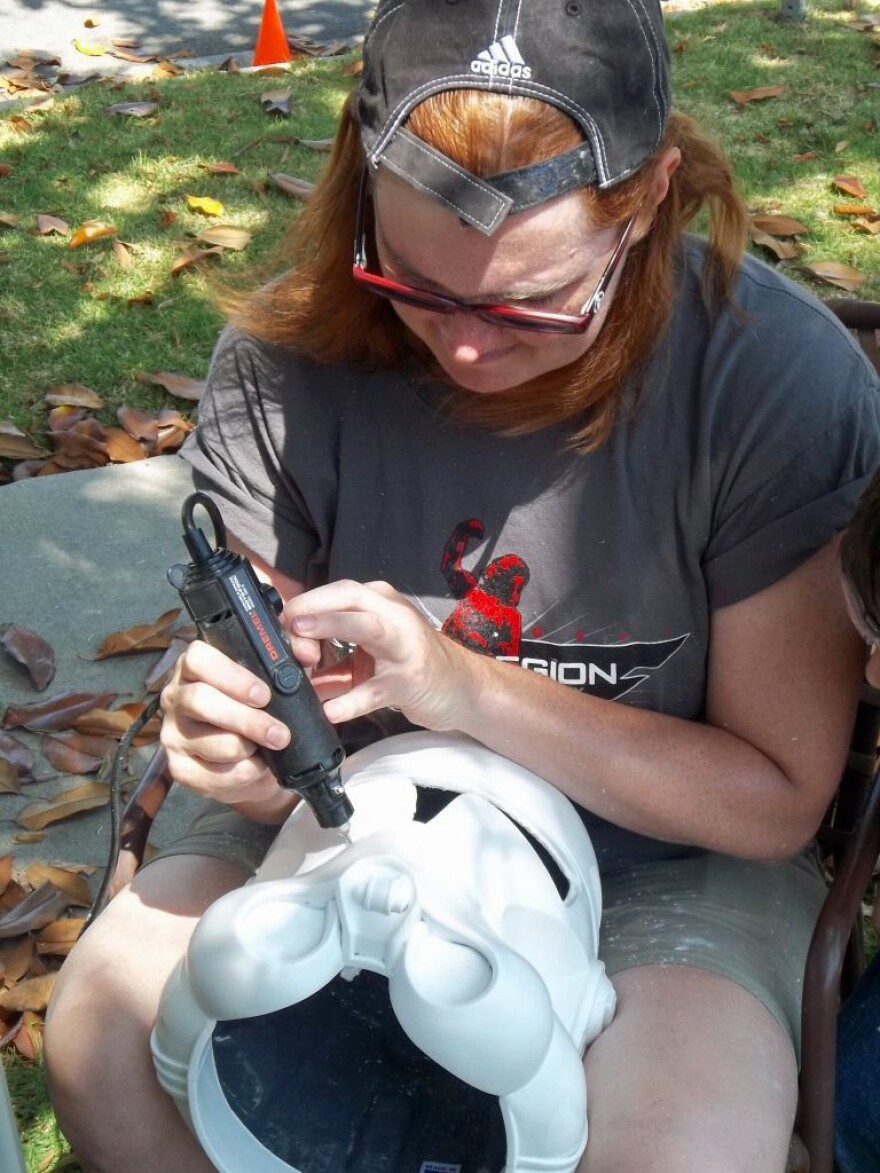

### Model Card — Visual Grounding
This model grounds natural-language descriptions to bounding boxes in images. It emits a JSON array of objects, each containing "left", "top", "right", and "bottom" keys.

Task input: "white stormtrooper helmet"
[{"left": 151, "top": 731, "right": 616, "bottom": 1173}]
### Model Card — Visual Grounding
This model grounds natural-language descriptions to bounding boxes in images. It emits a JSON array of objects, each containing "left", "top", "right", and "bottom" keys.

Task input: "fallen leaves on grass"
[
  {"left": 270, "top": 173, "right": 315, "bottom": 200},
  {"left": 186, "top": 194, "right": 224, "bottom": 217},
  {"left": 798, "top": 260, "right": 866, "bottom": 293},
  {"left": 261, "top": 88, "right": 292, "bottom": 117},
  {"left": 834, "top": 175, "right": 869, "bottom": 200},
  {"left": 729, "top": 84, "right": 785, "bottom": 104},
  {"left": 68, "top": 220, "right": 118, "bottom": 249},
  {"left": 750, "top": 214, "right": 810, "bottom": 237},
  {"left": 135, "top": 370, "right": 205, "bottom": 400},
  {"left": 104, "top": 100, "right": 159, "bottom": 118},
  {"left": 196, "top": 224, "right": 253, "bottom": 250},
  {"left": 0, "top": 422, "right": 48, "bottom": 461}
]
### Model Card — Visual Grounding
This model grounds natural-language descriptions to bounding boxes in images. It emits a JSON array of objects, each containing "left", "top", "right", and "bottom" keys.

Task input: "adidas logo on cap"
[{"left": 470, "top": 35, "right": 532, "bottom": 80}]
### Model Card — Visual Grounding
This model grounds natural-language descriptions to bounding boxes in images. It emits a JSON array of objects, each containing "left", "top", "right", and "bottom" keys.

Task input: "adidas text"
[{"left": 470, "top": 59, "right": 532, "bottom": 79}]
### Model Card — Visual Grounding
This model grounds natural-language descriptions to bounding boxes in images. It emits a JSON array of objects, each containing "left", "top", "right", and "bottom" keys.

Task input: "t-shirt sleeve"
[
  {"left": 701, "top": 296, "right": 880, "bottom": 610},
  {"left": 179, "top": 326, "right": 321, "bottom": 578}
]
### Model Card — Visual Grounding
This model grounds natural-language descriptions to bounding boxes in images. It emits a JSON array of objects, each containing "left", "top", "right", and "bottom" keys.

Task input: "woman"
[{"left": 45, "top": 0, "right": 880, "bottom": 1170}]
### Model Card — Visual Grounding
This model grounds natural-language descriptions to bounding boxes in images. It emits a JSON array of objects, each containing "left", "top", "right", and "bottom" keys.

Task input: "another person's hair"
[
  {"left": 227, "top": 92, "right": 748, "bottom": 452},
  {"left": 840, "top": 466, "right": 880, "bottom": 641}
]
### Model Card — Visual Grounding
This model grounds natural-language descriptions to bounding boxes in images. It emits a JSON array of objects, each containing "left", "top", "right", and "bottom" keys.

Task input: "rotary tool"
[{"left": 167, "top": 492, "right": 353, "bottom": 836}]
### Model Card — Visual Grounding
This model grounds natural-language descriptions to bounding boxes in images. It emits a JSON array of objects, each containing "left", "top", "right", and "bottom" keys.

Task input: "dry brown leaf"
[
  {"left": 92, "top": 608, "right": 182, "bottom": 659},
  {"left": 13, "top": 1011, "right": 44, "bottom": 1060},
  {"left": 298, "top": 138, "right": 333, "bottom": 152},
  {"left": 13, "top": 834, "right": 45, "bottom": 845},
  {"left": 68, "top": 221, "right": 118, "bottom": 249},
  {"left": 0, "top": 881, "right": 27, "bottom": 914},
  {"left": 792, "top": 151, "right": 819, "bottom": 163},
  {"left": 0, "top": 936, "right": 34, "bottom": 984},
  {"left": 729, "top": 84, "right": 785, "bottom": 104},
  {"left": 24, "top": 865, "right": 92, "bottom": 907},
  {"left": 0, "top": 883, "right": 70, "bottom": 937},
  {"left": 103, "top": 427, "right": 146, "bottom": 462},
  {"left": 270, "top": 173, "right": 315, "bottom": 200},
  {"left": 0, "top": 624, "right": 56, "bottom": 690},
  {"left": 37, "top": 918, "right": 84, "bottom": 944},
  {"left": 35, "top": 213, "right": 68, "bottom": 236},
  {"left": 36, "top": 918, "right": 85, "bottom": 955},
  {"left": 153, "top": 58, "right": 185, "bottom": 78},
  {"left": 16, "top": 782, "right": 109, "bottom": 831},
  {"left": 0, "top": 733, "right": 34, "bottom": 783},
  {"left": 112, "top": 238, "right": 135, "bottom": 269},
  {"left": 145, "top": 636, "right": 191, "bottom": 692},
  {"left": 196, "top": 225, "right": 252, "bottom": 250},
  {"left": 853, "top": 215, "right": 880, "bottom": 235},
  {"left": 72, "top": 706, "right": 161, "bottom": 742},
  {"left": 1, "top": 689, "right": 118, "bottom": 732},
  {"left": 0, "top": 762, "right": 21, "bottom": 794},
  {"left": 0, "top": 421, "right": 48, "bottom": 460},
  {"left": 750, "top": 214, "right": 810, "bottom": 237},
  {"left": 170, "top": 245, "right": 224, "bottom": 275},
  {"left": 200, "top": 161, "right": 240, "bottom": 174},
  {"left": 0, "top": 972, "right": 57, "bottom": 1011},
  {"left": 0, "top": 857, "right": 12, "bottom": 896},
  {"left": 47, "top": 405, "right": 88, "bottom": 432},
  {"left": 104, "top": 100, "right": 159, "bottom": 118},
  {"left": 135, "top": 370, "right": 205, "bottom": 400},
  {"left": 833, "top": 203, "right": 876, "bottom": 216},
  {"left": 40, "top": 731, "right": 108, "bottom": 775},
  {"left": 834, "top": 175, "right": 869, "bottom": 199},
  {"left": 798, "top": 260, "right": 866, "bottom": 292}
]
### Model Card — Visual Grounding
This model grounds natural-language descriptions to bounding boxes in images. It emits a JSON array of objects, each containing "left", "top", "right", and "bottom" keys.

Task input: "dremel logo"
[{"left": 471, "top": 35, "right": 532, "bottom": 79}]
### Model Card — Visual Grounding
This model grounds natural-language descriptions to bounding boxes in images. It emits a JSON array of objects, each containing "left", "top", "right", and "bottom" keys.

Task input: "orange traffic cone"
[{"left": 252, "top": 0, "right": 293, "bottom": 66}]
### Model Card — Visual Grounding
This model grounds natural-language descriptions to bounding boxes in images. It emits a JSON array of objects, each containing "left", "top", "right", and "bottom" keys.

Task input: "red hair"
[{"left": 227, "top": 91, "right": 748, "bottom": 451}]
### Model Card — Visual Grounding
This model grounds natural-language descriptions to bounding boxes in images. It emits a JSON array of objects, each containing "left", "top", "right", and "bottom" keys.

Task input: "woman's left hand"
[{"left": 283, "top": 579, "right": 474, "bottom": 731}]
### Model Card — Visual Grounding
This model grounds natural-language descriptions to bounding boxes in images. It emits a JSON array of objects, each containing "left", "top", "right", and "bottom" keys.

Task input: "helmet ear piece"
[{"left": 389, "top": 922, "right": 556, "bottom": 1096}]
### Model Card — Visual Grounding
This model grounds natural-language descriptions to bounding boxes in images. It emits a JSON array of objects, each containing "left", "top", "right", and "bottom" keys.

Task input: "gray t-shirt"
[{"left": 181, "top": 238, "right": 880, "bottom": 873}]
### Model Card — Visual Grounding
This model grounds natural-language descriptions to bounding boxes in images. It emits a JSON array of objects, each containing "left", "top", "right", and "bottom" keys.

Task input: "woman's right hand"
[{"left": 159, "top": 640, "right": 295, "bottom": 816}]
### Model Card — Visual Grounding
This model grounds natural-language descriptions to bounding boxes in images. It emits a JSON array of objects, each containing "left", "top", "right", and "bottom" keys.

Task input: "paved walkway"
[{"left": 0, "top": 0, "right": 373, "bottom": 73}]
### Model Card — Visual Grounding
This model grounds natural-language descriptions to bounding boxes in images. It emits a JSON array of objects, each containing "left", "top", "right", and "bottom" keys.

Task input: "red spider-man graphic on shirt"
[{"left": 440, "top": 519, "right": 530, "bottom": 657}]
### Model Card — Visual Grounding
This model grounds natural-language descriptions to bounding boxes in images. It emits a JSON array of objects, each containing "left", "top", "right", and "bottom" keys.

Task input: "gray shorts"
[{"left": 150, "top": 798, "right": 826, "bottom": 1058}]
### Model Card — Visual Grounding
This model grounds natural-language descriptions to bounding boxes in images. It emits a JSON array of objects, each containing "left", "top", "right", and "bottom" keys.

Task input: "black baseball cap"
[{"left": 356, "top": 0, "right": 671, "bottom": 235}]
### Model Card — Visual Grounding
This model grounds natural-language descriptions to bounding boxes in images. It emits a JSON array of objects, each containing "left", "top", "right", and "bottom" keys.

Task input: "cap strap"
[
  {"left": 488, "top": 142, "right": 600, "bottom": 210},
  {"left": 375, "top": 128, "right": 601, "bottom": 234},
  {"left": 377, "top": 128, "right": 514, "bottom": 234}
]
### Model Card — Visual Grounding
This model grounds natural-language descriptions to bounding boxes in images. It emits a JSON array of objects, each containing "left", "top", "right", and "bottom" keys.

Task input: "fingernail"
[
  {"left": 267, "top": 724, "right": 288, "bottom": 748},
  {"left": 292, "top": 614, "right": 316, "bottom": 632},
  {"left": 249, "top": 683, "right": 271, "bottom": 705}
]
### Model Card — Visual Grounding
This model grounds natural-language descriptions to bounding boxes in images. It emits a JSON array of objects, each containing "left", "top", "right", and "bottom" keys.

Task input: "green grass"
[
  {"left": 3, "top": 1052, "right": 82, "bottom": 1172},
  {"left": 0, "top": 57, "right": 358, "bottom": 438},
  {"left": 668, "top": 0, "right": 880, "bottom": 289}
]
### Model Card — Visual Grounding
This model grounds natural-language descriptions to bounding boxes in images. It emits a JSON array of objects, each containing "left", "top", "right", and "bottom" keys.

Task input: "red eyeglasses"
[{"left": 352, "top": 171, "right": 636, "bottom": 336}]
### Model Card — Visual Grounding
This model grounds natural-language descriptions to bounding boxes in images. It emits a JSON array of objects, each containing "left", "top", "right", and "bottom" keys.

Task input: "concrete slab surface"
[{"left": 1, "top": 456, "right": 204, "bottom": 892}]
